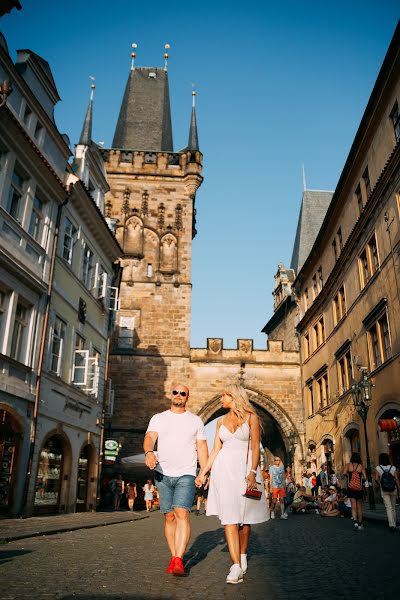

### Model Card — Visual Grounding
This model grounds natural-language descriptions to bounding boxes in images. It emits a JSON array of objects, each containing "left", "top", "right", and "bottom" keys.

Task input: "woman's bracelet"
[
  {"left": 145, "top": 450, "right": 154, "bottom": 456},
  {"left": 250, "top": 469, "right": 257, "bottom": 474}
]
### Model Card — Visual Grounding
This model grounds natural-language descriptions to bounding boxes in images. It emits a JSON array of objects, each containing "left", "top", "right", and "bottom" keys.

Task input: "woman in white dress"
[{"left": 195, "top": 384, "right": 269, "bottom": 584}]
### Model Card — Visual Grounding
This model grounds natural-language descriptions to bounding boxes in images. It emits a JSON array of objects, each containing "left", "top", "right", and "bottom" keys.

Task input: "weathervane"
[
  {"left": 89, "top": 75, "right": 96, "bottom": 99},
  {"left": 164, "top": 43, "right": 170, "bottom": 71},
  {"left": 131, "top": 42, "right": 138, "bottom": 70}
]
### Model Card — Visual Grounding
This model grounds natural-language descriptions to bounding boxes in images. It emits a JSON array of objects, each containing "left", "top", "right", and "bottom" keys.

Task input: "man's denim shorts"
[{"left": 154, "top": 472, "right": 195, "bottom": 513}]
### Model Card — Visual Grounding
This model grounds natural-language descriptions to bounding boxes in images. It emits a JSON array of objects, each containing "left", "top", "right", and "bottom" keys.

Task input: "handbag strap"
[{"left": 245, "top": 413, "right": 252, "bottom": 469}]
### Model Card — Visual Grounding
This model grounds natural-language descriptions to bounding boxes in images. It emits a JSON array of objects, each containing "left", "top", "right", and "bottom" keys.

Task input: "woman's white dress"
[{"left": 206, "top": 420, "right": 269, "bottom": 525}]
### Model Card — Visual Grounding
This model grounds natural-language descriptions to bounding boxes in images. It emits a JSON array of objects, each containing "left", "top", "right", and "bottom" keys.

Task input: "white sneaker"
[
  {"left": 280, "top": 513, "right": 288, "bottom": 519},
  {"left": 240, "top": 554, "right": 247, "bottom": 574},
  {"left": 226, "top": 564, "right": 243, "bottom": 584},
  {"left": 271, "top": 511, "right": 275, "bottom": 519}
]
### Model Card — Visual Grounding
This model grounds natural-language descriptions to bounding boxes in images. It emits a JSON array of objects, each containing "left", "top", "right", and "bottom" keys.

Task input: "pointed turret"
[
  {"left": 112, "top": 58, "right": 173, "bottom": 151},
  {"left": 79, "top": 83, "right": 95, "bottom": 145},
  {"left": 187, "top": 90, "right": 199, "bottom": 151}
]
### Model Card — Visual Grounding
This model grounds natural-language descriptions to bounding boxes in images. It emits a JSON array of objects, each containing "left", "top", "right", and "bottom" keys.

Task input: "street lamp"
[{"left": 350, "top": 368, "right": 375, "bottom": 510}]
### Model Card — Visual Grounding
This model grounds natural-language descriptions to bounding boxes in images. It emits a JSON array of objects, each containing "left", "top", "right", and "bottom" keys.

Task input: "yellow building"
[{"left": 294, "top": 24, "right": 400, "bottom": 489}]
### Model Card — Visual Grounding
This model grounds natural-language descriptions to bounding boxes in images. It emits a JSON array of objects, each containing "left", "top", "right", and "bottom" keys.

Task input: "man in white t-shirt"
[{"left": 144, "top": 383, "right": 208, "bottom": 576}]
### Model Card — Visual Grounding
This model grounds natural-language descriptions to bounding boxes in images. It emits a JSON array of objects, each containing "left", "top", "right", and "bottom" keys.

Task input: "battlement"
[
  {"left": 100, "top": 148, "right": 202, "bottom": 177},
  {"left": 190, "top": 338, "right": 299, "bottom": 364}
]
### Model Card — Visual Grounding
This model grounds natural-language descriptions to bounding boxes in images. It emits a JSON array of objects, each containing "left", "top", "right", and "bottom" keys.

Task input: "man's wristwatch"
[{"left": 145, "top": 450, "right": 154, "bottom": 456}]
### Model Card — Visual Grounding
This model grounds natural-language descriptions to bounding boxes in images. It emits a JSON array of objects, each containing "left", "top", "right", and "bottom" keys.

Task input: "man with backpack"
[{"left": 374, "top": 452, "right": 400, "bottom": 532}]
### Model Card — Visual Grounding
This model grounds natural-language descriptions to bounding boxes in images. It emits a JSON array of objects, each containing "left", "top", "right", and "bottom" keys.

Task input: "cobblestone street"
[{"left": 1, "top": 510, "right": 399, "bottom": 600}]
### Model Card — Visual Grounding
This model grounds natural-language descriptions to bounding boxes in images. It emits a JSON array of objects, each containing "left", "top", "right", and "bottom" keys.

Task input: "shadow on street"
[
  {"left": 0, "top": 548, "right": 32, "bottom": 565},
  {"left": 184, "top": 527, "right": 226, "bottom": 573}
]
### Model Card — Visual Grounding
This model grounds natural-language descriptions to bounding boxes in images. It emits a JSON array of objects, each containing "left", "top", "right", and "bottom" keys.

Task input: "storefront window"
[
  {"left": 34, "top": 436, "right": 63, "bottom": 507},
  {"left": 76, "top": 446, "right": 89, "bottom": 507},
  {"left": 0, "top": 410, "right": 20, "bottom": 511}
]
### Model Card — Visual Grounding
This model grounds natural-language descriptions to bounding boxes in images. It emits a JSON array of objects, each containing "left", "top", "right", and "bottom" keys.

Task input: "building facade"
[
  {"left": 0, "top": 35, "right": 70, "bottom": 515},
  {"left": 0, "top": 36, "right": 121, "bottom": 515},
  {"left": 293, "top": 24, "right": 400, "bottom": 485}
]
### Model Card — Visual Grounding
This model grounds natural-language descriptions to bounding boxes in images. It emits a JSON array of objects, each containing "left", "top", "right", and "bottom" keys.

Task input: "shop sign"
[{"left": 104, "top": 439, "right": 120, "bottom": 464}]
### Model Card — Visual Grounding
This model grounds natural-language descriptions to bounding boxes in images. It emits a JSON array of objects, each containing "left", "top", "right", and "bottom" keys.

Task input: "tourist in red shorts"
[{"left": 269, "top": 456, "right": 287, "bottom": 519}]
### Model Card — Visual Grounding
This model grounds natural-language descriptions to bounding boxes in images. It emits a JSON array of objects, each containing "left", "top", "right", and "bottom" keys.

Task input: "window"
[
  {"left": 312, "top": 317, "right": 325, "bottom": 349},
  {"left": 332, "top": 238, "right": 337, "bottom": 261},
  {"left": 307, "top": 380, "right": 314, "bottom": 416},
  {"left": 318, "top": 267, "right": 323, "bottom": 290},
  {"left": 390, "top": 101, "right": 400, "bottom": 142},
  {"left": 304, "top": 332, "right": 310, "bottom": 359},
  {"left": 304, "top": 288, "right": 309, "bottom": 311},
  {"left": 0, "top": 290, "right": 5, "bottom": 335},
  {"left": 28, "top": 195, "right": 44, "bottom": 242},
  {"left": 367, "top": 312, "right": 392, "bottom": 370},
  {"left": 362, "top": 167, "right": 371, "bottom": 198},
  {"left": 355, "top": 184, "right": 363, "bottom": 214},
  {"left": 316, "top": 371, "right": 329, "bottom": 409},
  {"left": 87, "top": 349, "right": 100, "bottom": 396},
  {"left": 6, "top": 170, "right": 24, "bottom": 221},
  {"left": 337, "top": 350, "right": 352, "bottom": 394},
  {"left": 34, "top": 121, "right": 43, "bottom": 142},
  {"left": 62, "top": 217, "right": 77, "bottom": 264},
  {"left": 81, "top": 243, "right": 94, "bottom": 289},
  {"left": 359, "top": 234, "right": 379, "bottom": 288},
  {"left": 23, "top": 105, "right": 32, "bottom": 127},
  {"left": 72, "top": 334, "right": 86, "bottom": 386},
  {"left": 333, "top": 286, "right": 346, "bottom": 326},
  {"left": 50, "top": 317, "right": 66, "bottom": 375},
  {"left": 10, "top": 302, "right": 28, "bottom": 362},
  {"left": 312, "top": 275, "right": 318, "bottom": 299},
  {"left": 95, "top": 265, "right": 107, "bottom": 299},
  {"left": 337, "top": 228, "right": 343, "bottom": 251}
]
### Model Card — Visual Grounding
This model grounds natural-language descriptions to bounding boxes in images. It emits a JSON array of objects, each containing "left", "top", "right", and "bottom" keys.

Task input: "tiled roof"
[
  {"left": 112, "top": 67, "right": 173, "bottom": 151},
  {"left": 290, "top": 190, "right": 333, "bottom": 274}
]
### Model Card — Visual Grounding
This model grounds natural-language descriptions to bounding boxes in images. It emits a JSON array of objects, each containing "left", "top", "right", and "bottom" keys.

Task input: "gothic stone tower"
[{"left": 102, "top": 57, "right": 203, "bottom": 455}]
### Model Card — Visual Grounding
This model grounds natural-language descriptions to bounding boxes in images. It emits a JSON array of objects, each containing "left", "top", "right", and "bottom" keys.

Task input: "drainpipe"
[{"left": 21, "top": 188, "right": 71, "bottom": 515}]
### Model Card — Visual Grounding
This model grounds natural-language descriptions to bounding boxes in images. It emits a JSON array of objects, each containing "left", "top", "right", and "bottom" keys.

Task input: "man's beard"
[{"left": 172, "top": 399, "right": 186, "bottom": 407}]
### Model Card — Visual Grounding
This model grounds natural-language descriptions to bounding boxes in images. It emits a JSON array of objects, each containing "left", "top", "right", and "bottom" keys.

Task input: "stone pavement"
[
  {"left": 1, "top": 509, "right": 400, "bottom": 600},
  {"left": 0, "top": 510, "right": 147, "bottom": 542}
]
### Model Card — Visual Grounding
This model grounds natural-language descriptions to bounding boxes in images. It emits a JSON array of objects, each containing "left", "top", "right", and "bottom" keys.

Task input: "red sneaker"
[
  {"left": 172, "top": 556, "right": 185, "bottom": 576},
  {"left": 166, "top": 557, "right": 176, "bottom": 574}
]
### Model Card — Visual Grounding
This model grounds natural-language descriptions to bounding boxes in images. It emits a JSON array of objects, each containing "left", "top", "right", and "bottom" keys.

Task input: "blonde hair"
[{"left": 222, "top": 384, "right": 259, "bottom": 425}]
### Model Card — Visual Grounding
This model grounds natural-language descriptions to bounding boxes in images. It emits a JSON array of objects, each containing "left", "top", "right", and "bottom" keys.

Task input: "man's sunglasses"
[{"left": 172, "top": 390, "right": 187, "bottom": 397}]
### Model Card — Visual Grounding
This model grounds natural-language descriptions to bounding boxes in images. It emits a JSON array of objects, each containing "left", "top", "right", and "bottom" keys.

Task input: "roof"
[
  {"left": 79, "top": 94, "right": 93, "bottom": 145},
  {"left": 188, "top": 105, "right": 199, "bottom": 151},
  {"left": 112, "top": 67, "right": 173, "bottom": 151},
  {"left": 290, "top": 190, "right": 333, "bottom": 274}
]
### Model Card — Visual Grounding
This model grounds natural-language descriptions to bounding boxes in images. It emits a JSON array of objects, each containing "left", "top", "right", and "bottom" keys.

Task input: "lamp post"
[{"left": 350, "top": 368, "right": 375, "bottom": 510}]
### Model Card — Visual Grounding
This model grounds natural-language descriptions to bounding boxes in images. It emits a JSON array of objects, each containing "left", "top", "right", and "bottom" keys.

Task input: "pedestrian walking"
[
  {"left": 269, "top": 456, "right": 287, "bottom": 519},
  {"left": 374, "top": 452, "right": 400, "bottom": 532},
  {"left": 144, "top": 383, "right": 208, "bottom": 577},
  {"left": 143, "top": 479, "right": 155, "bottom": 512},
  {"left": 127, "top": 481, "right": 137, "bottom": 511},
  {"left": 262, "top": 467, "right": 271, "bottom": 510},
  {"left": 343, "top": 452, "right": 367, "bottom": 530},
  {"left": 196, "top": 384, "right": 269, "bottom": 584},
  {"left": 285, "top": 466, "right": 295, "bottom": 511},
  {"left": 109, "top": 474, "right": 124, "bottom": 511}
]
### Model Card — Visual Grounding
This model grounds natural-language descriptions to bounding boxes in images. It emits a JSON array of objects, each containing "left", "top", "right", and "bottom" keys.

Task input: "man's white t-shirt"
[{"left": 146, "top": 410, "right": 206, "bottom": 477}]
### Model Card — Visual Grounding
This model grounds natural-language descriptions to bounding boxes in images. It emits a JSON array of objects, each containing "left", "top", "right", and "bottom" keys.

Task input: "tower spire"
[
  {"left": 187, "top": 88, "right": 199, "bottom": 151},
  {"left": 131, "top": 43, "right": 137, "bottom": 70},
  {"left": 79, "top": 78, "right": 95, "bottom": 145},
  {"left": 164, "top": 43, "right": 170, "bottom": 71}
]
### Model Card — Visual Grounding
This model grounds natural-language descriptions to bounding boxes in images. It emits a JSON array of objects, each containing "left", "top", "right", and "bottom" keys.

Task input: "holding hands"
[
  {"left": 195, "top": 471, "right": 206, "bottom": 488},
  {"left": 145, "top": 450, "right": 158, "bottom": 470}
]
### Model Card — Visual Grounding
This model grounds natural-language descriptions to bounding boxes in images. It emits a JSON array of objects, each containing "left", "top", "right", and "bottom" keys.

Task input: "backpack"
[
  {"left": 379, "top": 465, "right": 396, "bottom": 492},
  {"left": 348, "top": 464, "right": 363, "bottom": 491}
]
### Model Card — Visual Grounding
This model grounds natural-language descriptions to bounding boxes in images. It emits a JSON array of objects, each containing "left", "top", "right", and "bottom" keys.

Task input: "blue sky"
[{"left": 2, "top": 2, "right": 398, "bottom": 349}]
